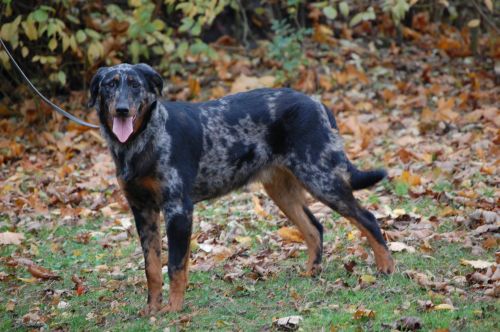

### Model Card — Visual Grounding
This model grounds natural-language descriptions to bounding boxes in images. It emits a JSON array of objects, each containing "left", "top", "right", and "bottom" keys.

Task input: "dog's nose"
[{"left": 116, "top": 107, "right": 129, "bottom": 116}]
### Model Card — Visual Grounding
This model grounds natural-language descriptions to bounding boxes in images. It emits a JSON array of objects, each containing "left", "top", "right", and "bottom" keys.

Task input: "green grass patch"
[{"left": 1, "top": 206, "right": 498, "bottom": 331}]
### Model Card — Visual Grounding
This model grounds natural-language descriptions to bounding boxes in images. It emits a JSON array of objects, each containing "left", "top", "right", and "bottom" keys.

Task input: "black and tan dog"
[{"left": 88, "top": 63, "right": 394, "bottom": 314}]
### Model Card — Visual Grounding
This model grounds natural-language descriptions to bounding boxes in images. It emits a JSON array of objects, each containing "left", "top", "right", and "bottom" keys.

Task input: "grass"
[{"left": 1, "top": 191, "right": 498, "bottom": 331}]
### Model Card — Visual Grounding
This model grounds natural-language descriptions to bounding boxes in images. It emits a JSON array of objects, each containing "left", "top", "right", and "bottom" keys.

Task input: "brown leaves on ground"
[
  {"left": 0, "top": 8, "right": 498, "bottom": 329},
  {"left": 27, "top": 264, "right": 61, "bottom": 280}
]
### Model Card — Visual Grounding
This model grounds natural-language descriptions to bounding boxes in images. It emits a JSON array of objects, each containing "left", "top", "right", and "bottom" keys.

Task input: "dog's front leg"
[
  {"left": 159, "top": 199, "right": 193, "bottom": 313},
  {"left": 131, "top": 207, "right": 163, "bottom": 316}
]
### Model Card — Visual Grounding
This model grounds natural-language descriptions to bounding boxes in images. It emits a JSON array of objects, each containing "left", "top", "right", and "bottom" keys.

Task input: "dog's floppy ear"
[
  {"left": 88, "top": 67, "right": 108, "bottom": 108},
  {"left": 134, "top": 63, "right": 163, "bottom": 96}
]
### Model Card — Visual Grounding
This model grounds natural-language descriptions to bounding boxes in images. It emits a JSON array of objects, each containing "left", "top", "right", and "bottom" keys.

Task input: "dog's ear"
[
  {"left": 134, "top": 63, "right": 163, "bottom": 96},
  {"left": 88, "top": 67, "right": 108, "bottom": 108}
]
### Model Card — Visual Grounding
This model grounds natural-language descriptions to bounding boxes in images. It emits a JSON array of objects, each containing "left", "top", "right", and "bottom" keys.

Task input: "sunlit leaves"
[
  {"left": 21, "top": 18, "right": 38, "bottom": 41},
  {"left": 350, "top": 6, "right": 375, "bottom": 27},
  {"left": 323, "top": 6, "right": 337, "bottom": 20},
  {"left": 31, "top": 9, "right": 48, "bottom": 23}
]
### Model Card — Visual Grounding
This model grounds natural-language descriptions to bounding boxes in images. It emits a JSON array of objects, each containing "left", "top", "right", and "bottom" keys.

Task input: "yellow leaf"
[
  {"left": 347, "top": 230, "right": 357, "bottom": 241},
  {"left": 277, "top": 227, "right": 304, "bottom": 243},
  {"left": 129, "top": 0, "right": 142, "bottom": 7},
  {"left": 360, "top": 274, "right": 376, "bottom": 284},
  {"left": 22, "top": 19, "right": 38, "bottom": 41},
  {"left": 398, "top": 170, "right": 421, "bottom": 187},
  {"left": 467, "top": 19, "right": 480, "bottom": 28},
  {"left": 252, "top": 195, "right": 268, "bottom": 218},
  {"left": 48, "top": 38, "right": 57, "bottom": 51},
  {"left": 18, "top": 277, "right": 38, "bottom": 283},
  {"left": 433, "top": 303, "right": 455, "bottom": 311},
  {"left": 190, "top": 239, "right": 199, "bottom": 251}
]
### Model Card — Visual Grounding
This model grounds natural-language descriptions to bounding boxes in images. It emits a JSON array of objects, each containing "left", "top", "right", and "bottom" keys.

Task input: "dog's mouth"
[{"left": 112, "top": 116, "right": 135, "bottom": 143}]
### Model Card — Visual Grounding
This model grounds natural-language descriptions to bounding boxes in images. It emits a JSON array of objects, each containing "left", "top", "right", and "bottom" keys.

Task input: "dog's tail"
[
  {"left": 348, "top": 162, "right": 387, "bottom": 190},
  {"left": 322, "top": 103, "right": 387, "bottom": 190}
]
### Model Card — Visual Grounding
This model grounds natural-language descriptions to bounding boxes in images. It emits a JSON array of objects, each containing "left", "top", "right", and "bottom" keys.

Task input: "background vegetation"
[{"left": 0, "top": 0, "right": 498, "bottom": 97}]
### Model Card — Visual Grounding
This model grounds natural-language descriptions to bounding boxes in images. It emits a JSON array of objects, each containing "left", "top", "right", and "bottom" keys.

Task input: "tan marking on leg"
[
  {"left": 262, "top": 167, "right": 322, "bottom": 276},
  {"left": 347, "top": 217, "right": 395, "bottom": 274},
  {"left": 160, "top": 250, "right": 189, "bottom": 313},
  {"left": 137, "top": 212, "right": 164, "bottom": 316},
  {"left": 145, "top": 230, "right": 163, "bottom": 308}
]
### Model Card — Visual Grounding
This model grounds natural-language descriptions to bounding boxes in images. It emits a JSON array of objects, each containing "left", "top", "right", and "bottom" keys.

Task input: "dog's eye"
[
  {"left": 105, "top": 80, "right": 116, "bottom": 88},
  {"left": 130, "top": 80, "right": 140, "bottom": 88}
]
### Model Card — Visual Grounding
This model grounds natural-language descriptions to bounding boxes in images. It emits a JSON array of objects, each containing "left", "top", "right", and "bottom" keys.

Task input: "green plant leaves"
[
  {"left": 323, "top": 6, "right": 337, "bottom": 20},
  {"left": 339, "top": 1, "right": 350, "bottom": 18},
  {"left": 32, "top": 9, "right": 48, "bottom": 23},
  {"left": 349, "top": 6, "right": 375, "bottom": 27}
]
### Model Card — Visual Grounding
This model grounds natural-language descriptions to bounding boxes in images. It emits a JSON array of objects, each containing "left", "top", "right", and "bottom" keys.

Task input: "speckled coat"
[{"left": 89, "top": 63, "right": 394, "bottom": 315}]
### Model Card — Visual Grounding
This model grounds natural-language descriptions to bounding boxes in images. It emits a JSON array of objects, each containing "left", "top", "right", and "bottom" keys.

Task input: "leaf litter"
[{"left": 0, "top": 11, "right": 499, "bottom": 331}]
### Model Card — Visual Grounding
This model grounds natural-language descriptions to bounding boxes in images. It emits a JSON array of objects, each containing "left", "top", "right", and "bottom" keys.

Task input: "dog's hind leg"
[
  {"left": 261, "top": 167, "right": 323, "bottom": 276},
  {"left": 288, "top": 163, "right": 394, "bottom": 274}
]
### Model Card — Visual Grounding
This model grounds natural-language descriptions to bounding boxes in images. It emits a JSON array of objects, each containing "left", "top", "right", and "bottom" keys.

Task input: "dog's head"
[{"left": 88, "top": 63, "right": 163, "bottom": 143}]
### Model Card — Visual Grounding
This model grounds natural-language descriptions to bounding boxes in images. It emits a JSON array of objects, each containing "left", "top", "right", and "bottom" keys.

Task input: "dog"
[{"left": 88, "top": 63, "right": 394, "bottom": 315}]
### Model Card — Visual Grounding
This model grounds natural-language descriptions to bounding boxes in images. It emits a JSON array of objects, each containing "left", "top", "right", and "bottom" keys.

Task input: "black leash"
[{"left": 0, "top": 37, "right": 99, "bottom": 129}]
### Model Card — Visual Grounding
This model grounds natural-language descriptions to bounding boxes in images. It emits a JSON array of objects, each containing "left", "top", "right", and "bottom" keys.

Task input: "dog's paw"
[
  {"left": 301, "top": 263, "right": 322, "bottom": 277},
  {"left": 139, "top": 303, "right": 162, "bottom": 316},
  {"left": 158, "top": 302, "right": 183, "bottom": 313},
  {"left": 376, "top": 254, "right": 395, "bottom": 274}
]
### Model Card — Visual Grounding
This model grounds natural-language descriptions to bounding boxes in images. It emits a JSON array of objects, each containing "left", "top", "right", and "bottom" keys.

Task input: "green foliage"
[
  {"left": 0, "top": 0, "right": 227, "bottom": 90},
  {"left": 383, "top": 0, "right": 411, "bottom": 26},
  {"left": 267, "top": 20, "right": 311, "bottom": 81}
]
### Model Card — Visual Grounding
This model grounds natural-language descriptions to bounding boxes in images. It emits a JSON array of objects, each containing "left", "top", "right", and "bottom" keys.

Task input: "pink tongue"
[{"left": 112, "top": 117, "right": 134, "bottom": 143}]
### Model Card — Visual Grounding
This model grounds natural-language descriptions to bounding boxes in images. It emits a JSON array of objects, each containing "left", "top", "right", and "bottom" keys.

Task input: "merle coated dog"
[{"left": 88, "top": 63, "right": 394, "bottom": 315}]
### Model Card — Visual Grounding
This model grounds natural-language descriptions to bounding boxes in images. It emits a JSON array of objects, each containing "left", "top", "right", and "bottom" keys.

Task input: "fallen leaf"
[
  {"left": 353, "top": 308, "right": 376, "bottom": 319},
  {"left": 360, "top": 274, "right": 377, "bottom": 284},
  {"left": 461, "top": 259, "right": 495, "bottom": 270},
  {"left": 277, "top": 227, "right": 305, "bottom": 243},
  {"left": 389, "top": 241, "right": 416, "bottom": 253},
  {"left": 433, "top": 303, "right": 455, "bottom": 311},
  {"left": 0, "top": 231, "right": 25, "bottom": 245},
  {"left": 6, "top": 299, "right": 16, "bottom": 311},
  {"left": 72, "top": 274, "right": 86, "bottom": 295},
  {"left": 27, "top": 264, "right": 61, "bottom": 280},
  {"left": 273, "top": 315, "right": 303, "bottom": 331}
]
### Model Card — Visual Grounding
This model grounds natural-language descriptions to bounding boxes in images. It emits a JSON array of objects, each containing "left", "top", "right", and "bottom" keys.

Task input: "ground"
[{"left": 0, "top": 28, "right": 499, "bottom": 331}]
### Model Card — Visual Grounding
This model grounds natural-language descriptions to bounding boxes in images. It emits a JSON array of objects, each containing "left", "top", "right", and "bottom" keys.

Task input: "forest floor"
[{"left": 0, "top": 24, "right": 499, "bottom": 331}]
